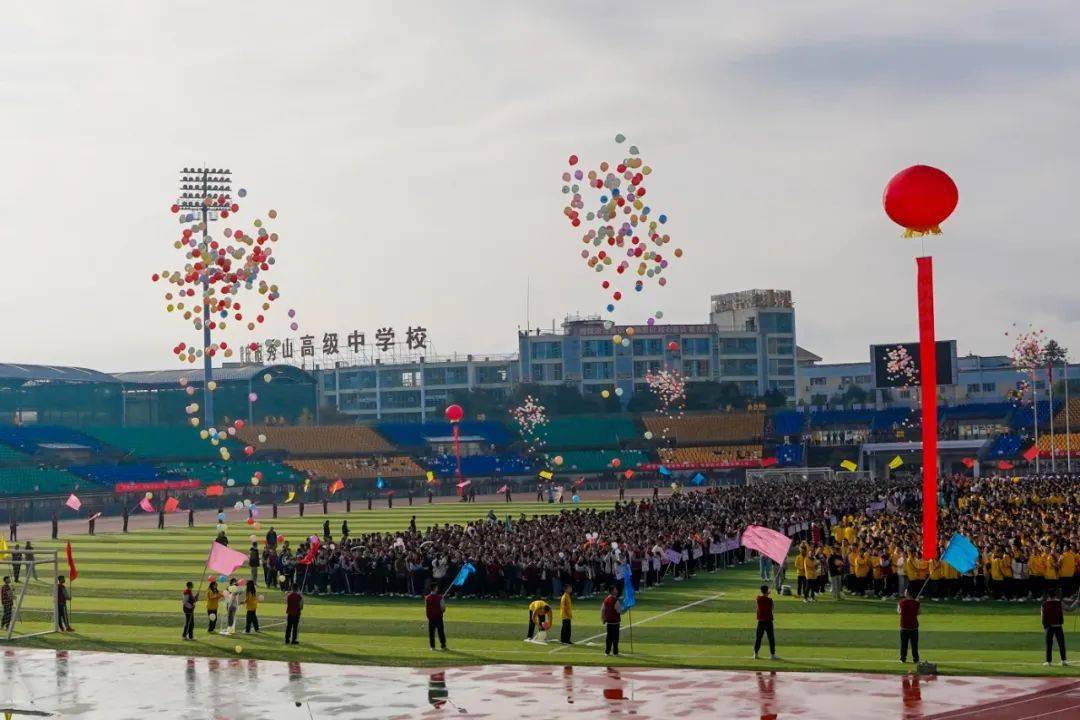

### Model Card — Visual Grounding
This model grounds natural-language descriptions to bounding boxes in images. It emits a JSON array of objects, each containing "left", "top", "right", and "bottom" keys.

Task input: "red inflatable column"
[{"left": 916, "top": 256, "right": 938, "bottom": 559}]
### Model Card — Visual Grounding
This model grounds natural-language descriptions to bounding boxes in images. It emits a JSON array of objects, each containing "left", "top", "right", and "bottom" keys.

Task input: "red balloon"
[
  {"left": 667, "top": 341, "right": 679, "bottom": 352},
  {"left": 610, "top": 458, "right": 621, "bottom": 468},
  {"left": 568, "top": 154, "right": 578, "bottom": 166},
  {"left": 883, "top": 165, "right": 958, "bottom": 234},
  {"left": 445, "top": 404, "right": 464, "bottom": 423}
]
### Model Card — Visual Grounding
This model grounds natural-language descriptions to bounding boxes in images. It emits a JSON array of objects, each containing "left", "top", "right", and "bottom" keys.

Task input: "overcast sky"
[{"left": 2, "top": 1, "right": 1078, "bottom": 373}]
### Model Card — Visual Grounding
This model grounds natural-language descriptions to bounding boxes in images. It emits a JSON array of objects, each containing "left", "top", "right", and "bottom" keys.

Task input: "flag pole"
[{"left": 628, "top": 607, "right": 633, "bottom": 654}]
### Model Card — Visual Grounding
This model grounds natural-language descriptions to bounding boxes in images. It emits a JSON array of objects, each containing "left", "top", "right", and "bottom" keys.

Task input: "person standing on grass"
[
  {"left": 898, "top": 587, "right": 920, "bottom": 664},
  {"left": 56, "top": 576, "right": 73, "bottom": 632},
  {"left": 322, "top": 498, "right": 328, "bottom": 515},
  {"left": 88, "top": 513, "right": 95, "bottom": 536},
  {"left": 559, "top": 584, "right": 574, "bottom": 644},
  {"left": 248, "top": 543, "right": 260, "bottom": 584},
  {"left": 51, "top": 513, "right": 58, "bottom": 540},
  {"left": 285, "top": 584, "right": 303, "bottom": 644},
  {"left": 23, "top": 543, "right": 37, "bottom": 581},
  {"left": 8, "top": 513, "right": 16, "bottom": 542},
  {"left": 182, "top": 581, "right": 197, "bottom": 640},
  {"left": 244, "top": 583, "right": 260, "bottom": 633},
  {"left": 753, "top": 584, "right": 778, "bottom": 660},
  {"left": 122, "top": 504, "right": 129, "bottom": 533},
  {"left": 1, "top": 576, "right": 13, "bottom": 630},
  {"left": 828, "top": 547, "right": 845, "bottom": 600},
  {"left": 425, "top": 582, "right": 448, "bottom": 651},
  {"left": 206, "top": 581, "right": 222, "bottom": 633},
  {"left": 601, "top": 585, "right": 622, "bottom": 656},
  {"left": 220, "top": 579, "right": 239, "bottom": 635},
  {"left": 158, "top": 506, "right": 165, "bottom": 529},
  {"left": 1041, "top": 588, "right": 1069, "bottom": 667},
  {"left": 11, "top": 544, "right": 20, "bottom": 584},
  {"left": 188, "top": 508, "right": 195, "bottom": 528}
]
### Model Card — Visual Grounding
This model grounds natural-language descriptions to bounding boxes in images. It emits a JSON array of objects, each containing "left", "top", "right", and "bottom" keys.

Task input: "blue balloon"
[
  {"left": 606, "top": 304, "right": 615, "bottom": 312},
  {"left": 658, "top": 214, "right": 667, "bottom": 224},
  {"left": 600, "top": 196, "right": 608, "bottom": 203},
  {"left": 217, "top": 513, "right": 226, "bottom": 522},
  {"left": 611, "top": 188, "right": 620, "bottom": 197}
]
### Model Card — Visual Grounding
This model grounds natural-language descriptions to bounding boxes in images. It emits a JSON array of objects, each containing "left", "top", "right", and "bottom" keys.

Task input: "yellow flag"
[
  {"left": 426, "top": 471, "right": 435, "bottom": 483},
  {"left": 840, "top": 460, "right": 858, "bottom": 472},
  {"left": 0, "top": 536, "right": 7, "bottom": 561},
  {"left": 538, "top": 470, "right": 554, "bottom": 480},
  {"left": 284, "top": 491, "right": 295, "bottom": 503},
  {"left": 888, "top": 455, "right": 904, "bottom": 470}
]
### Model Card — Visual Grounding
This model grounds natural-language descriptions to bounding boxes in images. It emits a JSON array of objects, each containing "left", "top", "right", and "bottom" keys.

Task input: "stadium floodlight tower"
[{"left": 177, "top": 166, "right": 232, "bottom": 428}]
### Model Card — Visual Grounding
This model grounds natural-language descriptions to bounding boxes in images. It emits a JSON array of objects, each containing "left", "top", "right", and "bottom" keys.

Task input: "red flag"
[
  {"left": 1022, "top": 444, "right": 1039, "bottom": 462},
  {"left": 205, "top": 484, "right": 224, "bottom": 497},
  {"left": 328, "top": 478, "right": 344, "bottom": 495},
  {"left": 961, "top": 457, "right": 975, "bottom": 469},
  {"left": 998, "top": 460, "right": 1014, "bottom": 470},
  {"left": 164, "top": 497, "right": 181, "bottom": 513},
  {"left": 297, "top": 537, "right": 321, "bottom": 565},
  {"left": 66, "top": 541, "right": 78, "bottom": 582}
]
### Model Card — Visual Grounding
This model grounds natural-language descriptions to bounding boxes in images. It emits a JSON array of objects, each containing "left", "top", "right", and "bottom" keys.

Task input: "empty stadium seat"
[
  {"left": 83, "top": 426, "right": 228, "bottom": 460},
  {"left": 285, "top": 456, "right": 423, "bottom": 480},
  {"left": 658, "top": 445, "right": 762, "bottom": 466},
  {"left": 236, "top": 426, "right": 394, "bottom": 455},
  {"left": 552, "top": 450, "right": 649, "bottom": 473},
  {"left": 642, "top": 412, "right": 764, "bottom": 444},
  {"left": 376, "top": 421, "right": 510, "bottom": 447},
  {"left": 0, "top": 425, "right": 106, "bottom": 455},
  {"left": 538, "top": 416, "right": 639, "bottom": 449},
  {"left": 0, "top": 466, "right": 85, "bottom": 496},
  {"left": 425, "top": 454, "right": 535, "bottom": 477}
]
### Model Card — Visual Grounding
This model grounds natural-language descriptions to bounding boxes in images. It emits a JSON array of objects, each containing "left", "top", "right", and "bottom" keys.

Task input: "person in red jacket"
[
  {"left": 601, "top": 585, "right": 622, "bottom": 656},
  {"left": 898, "top": 587, "right": 920, "bottom": 664},
  {"left": 426, "top": 583, "right": 448, "bottom": 651},
  {"left": 753, "top": 585, "right": 778, "bottom": 660},
  {"left": 284, "top": 584, "right": 303, "bottom": 645},
  {"left": 1041, "top": 589, "right": 1068, "bottom": 666}
]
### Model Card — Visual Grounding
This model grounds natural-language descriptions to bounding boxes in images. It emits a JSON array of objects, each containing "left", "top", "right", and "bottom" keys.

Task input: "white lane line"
[
  {"left": 932, "top": 684, "right": 1080, "bottom": 720},
  {"left": 548, "top": 592, "right": 725, "bottom": 654}
]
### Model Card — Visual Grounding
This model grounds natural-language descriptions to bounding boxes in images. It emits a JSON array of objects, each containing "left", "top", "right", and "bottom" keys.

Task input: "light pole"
[{"left": 177, "top": 167, "right": 232, "bottom": 428}]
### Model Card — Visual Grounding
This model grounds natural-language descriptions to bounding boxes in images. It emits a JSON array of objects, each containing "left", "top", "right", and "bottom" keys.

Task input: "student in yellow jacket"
[
  {"left": 243, "top": 583, "right": 260, "bottom": 633},
  {"left": 559, "top": 586, "right": 574, "bottom": 644},
  {"left": 795, "top": 547, "right": 808, "bottom": 599},
  {"left": 802, "top": 555, "right": 819, "bottom": 602},
  {"left": 206, "top": 581, "right": 223, "bottom": 633}
]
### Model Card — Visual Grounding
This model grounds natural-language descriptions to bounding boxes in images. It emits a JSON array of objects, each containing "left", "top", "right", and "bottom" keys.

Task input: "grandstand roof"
[
  {"left": 113, "top": 364, "right": 313, "bottom": 386},
  {"left": 0, "top": 363, "right": 119, "bottom": 384}
]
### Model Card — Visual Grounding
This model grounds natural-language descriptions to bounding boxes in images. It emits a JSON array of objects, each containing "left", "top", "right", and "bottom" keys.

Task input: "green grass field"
[{"left": 6, "top": 500, "right": 1077, "bottom": 676}]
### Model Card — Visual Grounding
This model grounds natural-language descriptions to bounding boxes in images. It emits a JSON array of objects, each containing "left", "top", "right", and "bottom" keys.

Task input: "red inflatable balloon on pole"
[
  {"left": 445, "top": 404, "right": 464, "bottom": 479},
  {"left": 883, "top": 165, "right": 958, "bottom": 237},
  {"left": 883, "top": 164, "right": 958, "bottom": 561}
]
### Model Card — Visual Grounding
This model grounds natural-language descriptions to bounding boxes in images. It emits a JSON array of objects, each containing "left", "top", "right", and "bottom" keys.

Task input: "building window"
[
  {"left": 476, "top": 366, "right": 509, "bottom": 384},
  {"left": 809, "top": 376, "right": 827, "bottom": 386},
  {"left": 582, "top": 361, "right": 613, "bottom": 380},
  {"left": 582, "top": 339, "right": 613, "bottom": 358},
  {"left": 718, "top": 338, "right": 757, "bottom": 355},
  {"left": 530, "top": 342, "right": 562, "bottom": 360},
  {"left": 966, "top": 383, "right": 980, "bottom": 393},
  {"left": 982, "top": 382, "right": 995, "bottom": 393},
  {"left": 721, "top": 359, "right": 758, "bottom": 377},
  {"left": 531, "top": 365, "right": 543, "bottom": 382},
  {"left": 682, "top": 359, "right": 710, "bottom": 378},
  {"left": 633, "top": 360, "right": 662, "bottom": 378},
  {"left": 759, "top": 312, "right": 793, "bottom": 333},
  {"left": 855, "top": 375, "right": 871, "bottom": 385},
  {"left": 632, "top": 338, "right": 663, "bottom": 356},
  {"left": 767, "top": 336, "right": 794, "bottom": 355},
  {"left": 768, "top": 358, "right": 794, "bottom": 377},
  {"left": 682, "top": 337, "right": 710, "bottom": 355}
]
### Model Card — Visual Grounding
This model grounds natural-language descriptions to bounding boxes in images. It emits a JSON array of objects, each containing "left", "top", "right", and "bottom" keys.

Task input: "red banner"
[
  {"left": 917, "top": 256, "right": 938, "bottom": 560},
  {"left": 114, "top": 479, "right": 201, "bottom": 493},
  {"left": 641, "top": 458, "right": 775, "bottom": 471}
]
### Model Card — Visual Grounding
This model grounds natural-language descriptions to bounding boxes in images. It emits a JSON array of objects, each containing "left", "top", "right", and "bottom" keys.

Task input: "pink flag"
[
  {"left": 740, "top": 524, "right": 792, "bottom": 565},
  {"left": 497, "top": 484, "right": 508, "bottom": 494},
  {"left": 139, "top": 498, "right": 154, "bottom": 513},
  {"left": 65, "top": 494, "right": 82, "bottom": 511},
  {"left": 207, "top": 541, "right": 250, "bottom": 576}
]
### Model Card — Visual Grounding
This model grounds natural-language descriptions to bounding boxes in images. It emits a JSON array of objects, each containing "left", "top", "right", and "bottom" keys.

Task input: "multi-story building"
[
  {"left": 518, "top": 289, "right": 799, "bottom": 404},
  {"left": 316, "top": 355, "right": 518, "bottom": 422}
]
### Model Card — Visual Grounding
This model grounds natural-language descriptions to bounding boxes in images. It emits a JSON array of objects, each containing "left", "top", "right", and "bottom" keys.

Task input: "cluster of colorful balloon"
[
  {"left": 561, "top": 134, "right": 682, "bottom": 321},
  {"left": 645, "top": 368, "right": 686, "bottom": 438},
  {"left": 161, "top": 190, "right": 298, "bottom": 362},
  {"left": 510, "top": 395, "right": 549, "bottom": 458}
]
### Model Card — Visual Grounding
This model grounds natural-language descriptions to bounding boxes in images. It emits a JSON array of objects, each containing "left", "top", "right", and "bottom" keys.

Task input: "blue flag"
[
  {"left": 620, "top": 563, "right": 636, "bottom": 610},
  {"left": 451, "top": 562, "right": 476, "bottom": 587},
  {"left": 940, "top": 533, "right": 979, "bottom": 574},
  {"left": 691, "top": 472, "right": 705, "bottom": 485},
  {"left": 658, "top": 465, "right": 671, "bottom": 476},
  {"left": 376, "top": 476, "right": 385, "bottom": 489}
]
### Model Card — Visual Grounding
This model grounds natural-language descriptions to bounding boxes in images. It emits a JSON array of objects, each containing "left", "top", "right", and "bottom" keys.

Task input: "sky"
[{"left": 2, "top": 1, "right": 1078, "bottom": 373}]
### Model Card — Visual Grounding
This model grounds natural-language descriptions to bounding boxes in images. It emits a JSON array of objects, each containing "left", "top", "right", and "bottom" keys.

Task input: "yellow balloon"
[{"left": 601, "top": 390, "right": 610, "bottom": 398}]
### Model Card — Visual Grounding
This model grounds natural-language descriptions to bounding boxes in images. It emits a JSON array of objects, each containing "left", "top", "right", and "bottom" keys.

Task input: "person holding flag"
[
  {"left": 425, "top": 581, "right": 448, "bottom": 651},
  {"left": 181, "top": 581, "right": 197, "bottom": 640},
  {"left": 752, "top": 584, "right": 778, "bottom": 660},
  {"left": 601, "top": 585, "right": 623, "bottom": 656}
]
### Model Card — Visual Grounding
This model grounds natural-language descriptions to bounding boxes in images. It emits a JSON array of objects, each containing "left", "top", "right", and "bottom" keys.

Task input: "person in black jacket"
[
  {"left": 122, "top": 505, "right": 129, "bottom": 533},
  {"left": 248, "top": 543, "right": 260, "bottom": 583},
  {"left": 51, "top": 513, "right": 58, "bottom": 540}
]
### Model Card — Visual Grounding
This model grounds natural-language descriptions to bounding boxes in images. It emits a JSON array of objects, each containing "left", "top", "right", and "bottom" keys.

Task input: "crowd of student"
[
  {"left": 240, "top": 475, "right": 898, "bottom": 600},
  {"left": 785, "top": 474, "right": 1079, "bottom": 603}
]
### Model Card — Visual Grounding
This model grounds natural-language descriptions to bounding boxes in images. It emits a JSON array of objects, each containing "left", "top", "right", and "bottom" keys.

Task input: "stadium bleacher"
[
  {"left": 235, "top": 425, "right": 394, "bottom": 455},
  {"left": 285, "top": 456, "right": 423, "bottom": 481},
  {"left": 553, "top": 449, "right": 648, "bottom": 473},
  {"left": 539, "top": 416, "right": 638, "bottom": 449},
  {"left": 425, "top": 454, "right": 534, "bottom": 477},
  {"left": 82, "top": 426, "right": 229, "bottom": 460},
  {"left": 986, "top": 433, "right": 1023, "bottom": 458},
  {"left": 0, "top": 466, "right": 86, "bottom": 497},
  {"left": 658, "top": 445, "right": 762, "bottom": 466},
  {"left": 0, "top": 425, "right": 106, "bottom": 455},
  {"left": 69, "top": 463, "right": 167, "bottom": 488},
  {"left": 771, "top": 411, "right": 807, "bottom": 437},
  {"left": 376, "top": 421, "right": 510, "bottom": 447},
  {"left": 159, "top": 460, "right": 305, "bottom": 486},
  {"left": 641, "top": 411, "right": 763, "bottom": 444}
]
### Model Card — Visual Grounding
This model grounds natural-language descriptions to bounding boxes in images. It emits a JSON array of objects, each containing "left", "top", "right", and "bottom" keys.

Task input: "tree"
[
  {"left": 1043, "top": 339, "right": 1068, "bottom": 367},
  {"left": 832, "top": 384, "right": 868, "bottom": 408},
  {"left": 756, "top": 390, "right": 788, "bottom": 408}
]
